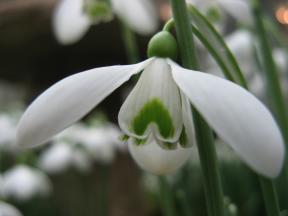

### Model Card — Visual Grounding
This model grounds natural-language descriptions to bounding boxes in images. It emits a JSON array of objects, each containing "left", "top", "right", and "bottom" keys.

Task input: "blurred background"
[{"left": 0, "top": 0, "right": 287, "bottom": 215}]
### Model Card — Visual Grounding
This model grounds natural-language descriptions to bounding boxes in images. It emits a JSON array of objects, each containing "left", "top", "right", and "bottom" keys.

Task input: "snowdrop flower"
[
  {"left": 0, "top": 115, "right": 16, "bottom": 147},
  {"left": 0, "top": 82, "right": 26, "bottom": 111},
  {"left": 0, "top": 201, "right": 23, "bottom": 216},
  {"left": 17, "top": 31, "right": 284, "bottom": 177},
  {"left": 53, "top": 0, "right": 158, "bottom": 44},
  {"left": 2, "top": 165, "right": 52, "bottom": 202},
  {"left": 187, "top": 0, "right": 252, "bottom": 24},
  {"left": 76, "top": 127, "right": 119, "bottom": 164},
  {"left": 39, "top": 142, "right": 92, "bottom": 174},
  {"left": 57, "top": 123, "right": 123, "bottom": 164}
]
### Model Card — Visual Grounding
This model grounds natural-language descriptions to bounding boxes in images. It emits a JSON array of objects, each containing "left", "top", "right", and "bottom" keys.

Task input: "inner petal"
[{"left": 118, "top": 58, "right": 183, "bottom": 143}]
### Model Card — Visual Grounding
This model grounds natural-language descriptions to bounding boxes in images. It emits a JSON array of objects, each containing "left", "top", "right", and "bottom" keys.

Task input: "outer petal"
[
  {"left": 52, "top": 0, "right": 91, "bottom": 45},
  {"left": 170, "top": 61, "right": 285, "bottom": 178},
  {"left": 17, "top": 60, "right": 151, "bottom": 147},
  {"left": 118, "top": 58, "right": 182, "bottom": 143},
  {"left": 111, "top": 0, "right": 158, "bottom": 35},
  {"left": 217, "top": 0, "right": 252, "bottom": 24},
  {"left": 128, "top": 135, "right": 192, "bottom": 175}
]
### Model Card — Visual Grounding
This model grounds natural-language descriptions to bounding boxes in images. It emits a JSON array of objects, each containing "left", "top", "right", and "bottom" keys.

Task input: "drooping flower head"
[
  {"left": 17, "top": 31, "right": 284, "bottom": 177},
  {"left": 1, "top": 165, "right": 52, "bottom": 202},
  {"left": 53, "top": 0, "right": 159, "bottom": 45}
]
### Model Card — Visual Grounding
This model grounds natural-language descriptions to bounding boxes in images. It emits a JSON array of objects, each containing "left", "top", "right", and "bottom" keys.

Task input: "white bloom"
[
  {"left": 0, "top": 115, "right": 16, "bottom": 147},
  {"left": 0, "top": 81, "right": 26, "bottom": 111},
  {"left": 53, "top": 0, "right": 158, "bottom": 44},
  {"left": 2, "top": 165, "right": 52, "bottom": 201},
  {"left": 16, "top": 55, "right": 285, "bottom": 177},
  {"left": 187, "top": 0, "right": 252, "bottom": 24},
  {"left": 207, "top": 30, "right": 265, "bottom": 98},
  {"left": 53, "top": 0, "right": 91, "bottom": 45},
  {"left": 57, "top": 123, "right": 124, "bottom": 164},
  {"left": 38, "top": 142, "right": 92, "bottom": 174},
  {"left": 0, "top": 201, "right": 23, "bottom": 216},
  {"left": 76, "top": 127, "right": 118, "bottom": 164}
]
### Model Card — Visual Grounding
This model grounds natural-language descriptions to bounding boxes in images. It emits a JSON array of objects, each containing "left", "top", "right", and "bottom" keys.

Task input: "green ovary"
[{"left": 132, "top": 98, "right": 175, "bottom": 139}]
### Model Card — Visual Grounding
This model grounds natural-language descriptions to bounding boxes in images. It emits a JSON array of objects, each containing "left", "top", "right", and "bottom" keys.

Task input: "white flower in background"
[
  {"left": 76, "top": 127, "right": 119, "bottom": 164},
  {"left": 0, "top": 115, "right": 16, "bottom": 147},
  {"left": 39, "top": 142, "right": 92, "bottom": 174},
  {"left": 273, "top": 49, "right": 288, "bottom": 97},
  {"left": 207, "top": 30, "right": 265, "bottom": 98},
  {"left": 53, "top": 0, "right": 158, "bottom": 44},
  {"left": 208, "top": 30, "right": 288, "bottom": 100},
  {"left": 187, "top": 0, "right": 252, "bottom": 24},
  {"left": 0, "top": 82, "right": 26, "bottom": 111},
  {"left": 0, "top": 201, "right": 23, "bottom": 216},
  {"left": 56, "top": 122, "right": 124, "bottom": 164},
  {"left": 2, "top": 165, "right": 52, "bottom": 202},
  {"left": 17, "top": 31, "right": 284, "bottom": 177}
]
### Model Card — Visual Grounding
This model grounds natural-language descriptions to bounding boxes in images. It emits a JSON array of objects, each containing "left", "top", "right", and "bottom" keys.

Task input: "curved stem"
[{"left": 163, "top": 19, "right": 175, "bottom": 32}]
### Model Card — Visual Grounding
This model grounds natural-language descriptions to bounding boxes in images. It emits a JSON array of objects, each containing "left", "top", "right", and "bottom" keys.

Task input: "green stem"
[
  {"left": 169, "top": 0, "right": 225, "bottom": 215},
  {"left": 163, "top": 19, "right": 175, "bottom": 32},
  {"left": 258, "top": 177, "right": 280, "bottom": 216},
  {"left": 120, "top": 21, "right": 140, "bottom": 64},
  {"left": 193, "top": 112, "right": 225, "bottom": 216},
  {"left": 97, "top": 164, "right": 109, "bottom": 216},
  {"left": 158, "top": 177, "right": 176, "bottom": 216},
  {"left": 252, "top": 0, "right": 288, "bottom": 212},
  {"left": 177, "top": 190, "right": 192, "bottom": 216}
]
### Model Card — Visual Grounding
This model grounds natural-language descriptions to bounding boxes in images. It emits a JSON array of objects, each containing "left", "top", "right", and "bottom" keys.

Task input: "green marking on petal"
[
  {"left": 132, "top": 98, "right": 175, "bottom": 139},
  {"left": 134, "top": 138, "right": 147, "bottom": 146},
  {"left": 120, "top": 135, "right": 129, "bottom": 141}
]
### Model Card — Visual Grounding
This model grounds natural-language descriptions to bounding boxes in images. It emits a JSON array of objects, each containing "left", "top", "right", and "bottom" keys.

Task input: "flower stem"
[
  {"left": 97, "top": 164, "right": 109, "bottom": 216},
  {"left": 193, "top": 113, "right": 225, "bottom": 216},
  {"left": 120, "top": 21, "right": 140, "bottom": 64},
  {"left": 258, "top": 177, "right": 281, "bottom": 216},
  {"left": 169, "top": 0, "right": 225, "bottom": 215},
  {"left": 252, "top": 0, "right": 288, "bottom": 212},
  {"left": 158, "top": 176, "right": 176, "bottom": 216}
]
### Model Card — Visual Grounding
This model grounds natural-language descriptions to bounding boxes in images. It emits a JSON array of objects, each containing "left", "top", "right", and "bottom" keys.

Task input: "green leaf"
[{"left": 188, "top": 5, "right": 248, "bottom": 88}]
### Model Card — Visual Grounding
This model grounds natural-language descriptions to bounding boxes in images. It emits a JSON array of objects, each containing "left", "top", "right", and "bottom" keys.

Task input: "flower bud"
[{"left": 147, "top": 31, "right": 178, "bottom": 60}]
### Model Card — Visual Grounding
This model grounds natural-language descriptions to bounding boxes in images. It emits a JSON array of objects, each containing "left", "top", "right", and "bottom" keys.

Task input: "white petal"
[
  {"left": 0, "top": 202, "right": 23, "bottom": 216},
  {"left": 118, "top": 58, "right": 182, "bottom": 143},
  {"left": 217, "top": 0, "right": 253, "bottom": 24},
  {"left": 180, "top": 93, "right": 196, "bottom": 147},
  {"left": 170, "top": 61, "right": 285, "bottom": 178},
  {"left": 111, "top": 0, "right": 158, "bottom": 35},
  {"left": 17, "top": 60, "right": 151, "bottom": 147},
  {"left": 128, "top": 136, "right": 192, "bottom": 175},
  {"left": 52, "top": 0, "right": 91, "bottom": 45}
]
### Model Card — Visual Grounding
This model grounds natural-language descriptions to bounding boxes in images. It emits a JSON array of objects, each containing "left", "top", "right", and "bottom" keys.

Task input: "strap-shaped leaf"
[{"left": 188, "top": 5, "right": 248, "bottom": 88}]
